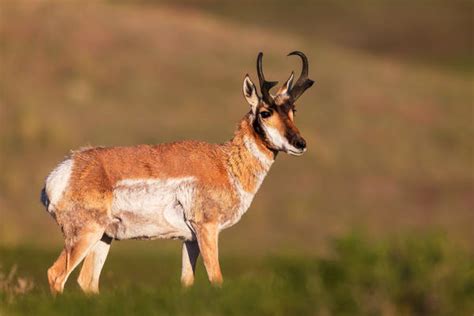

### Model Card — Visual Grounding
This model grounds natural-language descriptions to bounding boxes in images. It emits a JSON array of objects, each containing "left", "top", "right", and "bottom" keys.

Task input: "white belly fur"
[{"left": 106, "top": 177, "right": 196, "bottom": 241}]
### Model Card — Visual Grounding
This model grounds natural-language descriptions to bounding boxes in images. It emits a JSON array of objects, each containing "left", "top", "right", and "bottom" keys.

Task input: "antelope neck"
[{"left": 224, "top": 115, "right": 275, "bottom": 193}]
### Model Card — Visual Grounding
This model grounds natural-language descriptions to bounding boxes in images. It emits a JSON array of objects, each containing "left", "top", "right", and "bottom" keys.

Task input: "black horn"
[
  {"left": 257, "top": 52, "right": 278, "bottom": 105},
  {"left": 287, "top": 51, "right": 314, "bottom": 101}
]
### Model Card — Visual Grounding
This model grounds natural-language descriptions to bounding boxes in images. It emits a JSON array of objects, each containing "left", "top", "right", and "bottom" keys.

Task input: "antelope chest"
[
  {"left": 219, "top": 171, "right": 266, "bottom": 231},
  {"left": 105, "top": 178, "right": 196, "bottom": 241},
  {"left": 218, "top": 137, "right": 273, "bottom": 230}
]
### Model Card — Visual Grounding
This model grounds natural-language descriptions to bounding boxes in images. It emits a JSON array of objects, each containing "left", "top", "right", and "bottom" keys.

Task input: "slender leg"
[
  {"left": 47, "top": 226, "right": 104, "bottom": 295},
  {"left": 193, "top": 222, "right": 223, "bottom": 286},
  {"left": 77, "top": 234, "right": 112, "bottom": 294},
  {"left": 47, "top": 249, "right": 67, "bottom": 294},
  {"left": 181, "top": 240, "right": 200, "bottom": 287}
]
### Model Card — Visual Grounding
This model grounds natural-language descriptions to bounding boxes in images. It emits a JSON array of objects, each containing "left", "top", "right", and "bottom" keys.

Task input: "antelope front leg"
[
  {"left": 193, "top": 222, "right": 223, "bottom": 286},
  {"left": 181, "top": 240, "right": 200, "bottom": 287}
]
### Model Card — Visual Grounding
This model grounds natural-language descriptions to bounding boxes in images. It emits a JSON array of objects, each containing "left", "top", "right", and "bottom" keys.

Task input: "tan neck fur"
[{"left": 223, "top": 114, "right": 275, "bottom": 193}]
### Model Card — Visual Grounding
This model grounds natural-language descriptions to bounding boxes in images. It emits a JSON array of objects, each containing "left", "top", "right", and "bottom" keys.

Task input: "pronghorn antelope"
[{"left": 41, "top": 51, "right": 314, "bottom": 294}]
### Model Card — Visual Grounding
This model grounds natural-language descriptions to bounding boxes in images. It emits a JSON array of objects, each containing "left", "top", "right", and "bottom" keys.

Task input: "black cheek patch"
[
  {"left": 252, "top": 118, "right": 278, "bottom": 156},
  {"left": 252, "top": 117, "right": 266, "bottom": 140}
]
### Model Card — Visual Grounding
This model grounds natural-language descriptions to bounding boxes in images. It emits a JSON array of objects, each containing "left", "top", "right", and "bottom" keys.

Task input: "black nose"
[{"left": 294, "top": 138, "right": 306, "bottom": 150}]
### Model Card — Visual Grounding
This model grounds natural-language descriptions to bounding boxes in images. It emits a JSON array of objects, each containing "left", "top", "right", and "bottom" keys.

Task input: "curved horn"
[
  {"left": 257, "top": 52, "right": 278, "bottom": 105},
  {"left": 287, "top": 51, "right": 315, "bottom": 101}
]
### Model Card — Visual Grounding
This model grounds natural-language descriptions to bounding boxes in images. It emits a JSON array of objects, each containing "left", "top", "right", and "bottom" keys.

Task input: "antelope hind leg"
[
  {"left": 47, "top": 225, "right": 105, "bottom": 295},
  {"left": 77, "top": 234, "right": 112, "bottom": 294}
]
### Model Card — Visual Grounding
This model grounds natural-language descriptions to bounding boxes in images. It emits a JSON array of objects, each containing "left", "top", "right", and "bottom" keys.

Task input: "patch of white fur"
[
  {"left": 220, "top": 135, "right": 274, "bottom": 231},
  {"left": 261, "top": 124, "right": 301, "bottom": 154},
  {"left": 220, "top": 167, "right": 268, "bottom": 231},
  {"left": 243, "top": 136, "right": 274, "bottom": 170},
  {"left": 109, "top": 178, "right": 196, "bottom": 241},
  {"left": 45, "top": 158, "right": 73, "bottom": 213}
]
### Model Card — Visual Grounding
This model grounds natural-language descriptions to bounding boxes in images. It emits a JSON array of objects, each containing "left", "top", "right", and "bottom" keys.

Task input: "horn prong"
[{"left": 287, "top": 51, "right": 314, "bottom": 101}]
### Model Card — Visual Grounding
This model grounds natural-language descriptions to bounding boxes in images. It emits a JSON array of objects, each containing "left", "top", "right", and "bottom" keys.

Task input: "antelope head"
[{"left": 243, "top": 51, "right": 314, "bottom": 156}]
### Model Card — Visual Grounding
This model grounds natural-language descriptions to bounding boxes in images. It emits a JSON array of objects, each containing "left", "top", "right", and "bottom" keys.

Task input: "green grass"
[
  {"left": 1, "top": 0, "right": 472, "bottom": 252},
  {"left": 1, "top": 234, "right": 473, "bottom": 316}
]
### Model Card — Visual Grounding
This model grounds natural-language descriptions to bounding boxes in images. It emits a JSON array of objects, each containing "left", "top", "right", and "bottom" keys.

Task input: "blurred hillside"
[
  {"left": 157, "top": 0, "right": 473, "bottom": 73},
  {"left": 0, "top": 0, "right": 472, "bottom": 252}
]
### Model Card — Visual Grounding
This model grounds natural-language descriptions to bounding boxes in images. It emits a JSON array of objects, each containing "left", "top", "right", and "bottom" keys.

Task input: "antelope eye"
[{"left": 260, "top": 111, "right": 272, "bottom": 118}]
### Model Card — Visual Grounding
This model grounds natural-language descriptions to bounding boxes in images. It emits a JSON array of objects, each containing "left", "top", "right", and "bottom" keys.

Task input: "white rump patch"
[
  {"left": 45, "top": 158, "right": 73, "bottom": 212},
  {"left": 108, "top": 177, "right": 196, "bottom": 241}
]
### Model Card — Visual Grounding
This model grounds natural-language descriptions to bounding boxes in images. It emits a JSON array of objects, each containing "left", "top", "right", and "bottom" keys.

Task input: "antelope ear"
[
  {"left": 277, "top": 71, "right": 294, "bottom": 96},
  {"left": 243, "top": 74, "right": 259, "bottom": 114}
]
